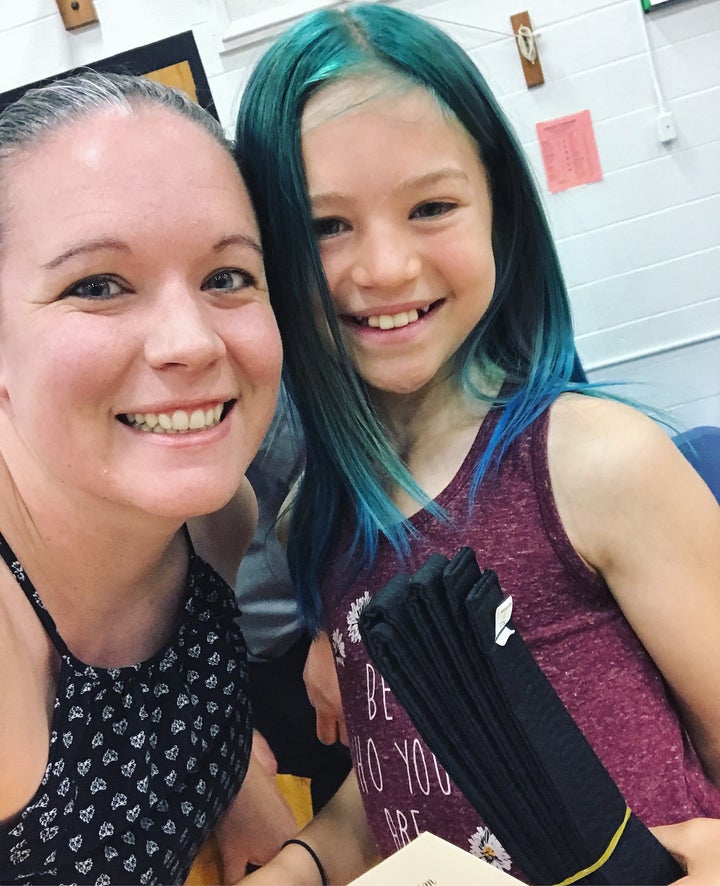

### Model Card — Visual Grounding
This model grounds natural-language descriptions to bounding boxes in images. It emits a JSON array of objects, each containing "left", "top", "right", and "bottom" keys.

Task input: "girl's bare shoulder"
[
  {"left": 545, "top": 392, "right": 717, "bottom": 571},
  {"left": 547, "top": 392, "right": 680, "bottom": 490}
]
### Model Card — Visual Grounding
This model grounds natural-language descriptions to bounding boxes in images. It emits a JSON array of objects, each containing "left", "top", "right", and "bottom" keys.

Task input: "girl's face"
[
  {"left": 0, "top": 106, "right": 282, "bottom": 522},
  {"left": 301, "top": 81, "right": 495, "bottom": 398}
]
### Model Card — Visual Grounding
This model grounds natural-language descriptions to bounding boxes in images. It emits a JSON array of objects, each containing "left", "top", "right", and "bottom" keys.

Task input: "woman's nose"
[{"left": 143, "top": 285, "right": 226, "bottom": 370}]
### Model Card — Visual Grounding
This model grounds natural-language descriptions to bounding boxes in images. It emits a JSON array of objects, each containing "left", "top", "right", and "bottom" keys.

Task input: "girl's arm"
[
  {"left": 303, "top": 630, "right": 348, "bottom": 746},
  {"left": 548, "top": 394, "right": 720, "bottom": 782},
  {"left": 652, "top": 818, "right": 720, "bottom": 885},
  {"left": 238, "top": 771, "right": 380, "bottom": 885},
  {"left": 215, "top": 739, "right": 298, "bottom": 883}
]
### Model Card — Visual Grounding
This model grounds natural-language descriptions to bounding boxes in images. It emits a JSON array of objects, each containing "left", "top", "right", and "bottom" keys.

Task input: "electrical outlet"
[{"left": 657, "top": 110, "right": 677, "bottom": 144}]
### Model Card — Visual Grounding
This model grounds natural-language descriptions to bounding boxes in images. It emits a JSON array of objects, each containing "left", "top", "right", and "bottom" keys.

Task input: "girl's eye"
[
  {"left": 202, "top": 268, "right": 256, "bottom": 292},
  {"left": 312, "top": 217, "right": 348, "bottom": 240},
  {"left": 62, "top": 275, "right": 127, "bottom": 300},
  {"left": 410, "top": 201, "right": 456, "bottom": 220}
]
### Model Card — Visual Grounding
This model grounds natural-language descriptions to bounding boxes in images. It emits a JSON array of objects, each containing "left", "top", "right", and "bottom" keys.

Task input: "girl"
[{"left": 235, "top": 6, "right": 720, "bottom": 883}]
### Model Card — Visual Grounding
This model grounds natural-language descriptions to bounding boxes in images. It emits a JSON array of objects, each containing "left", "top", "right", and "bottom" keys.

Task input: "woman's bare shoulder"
[{"left": 0, "top": 575, "right": 54, "bottom": 822}]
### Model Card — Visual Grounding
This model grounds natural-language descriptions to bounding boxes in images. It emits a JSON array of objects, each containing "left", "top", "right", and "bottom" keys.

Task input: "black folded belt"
[{"left": 359, "top": 547, "right": 683, "bottom": 885}]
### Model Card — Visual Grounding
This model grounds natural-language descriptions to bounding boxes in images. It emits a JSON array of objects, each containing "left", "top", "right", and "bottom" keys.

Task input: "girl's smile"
[{"left": 342, "top": 299, "right": 444, "bottom": 331}]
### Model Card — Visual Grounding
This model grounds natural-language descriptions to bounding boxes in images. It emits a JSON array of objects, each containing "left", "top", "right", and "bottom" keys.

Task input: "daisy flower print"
[{"left": 468, "top": 826, "right": 512, "bottom": 871}]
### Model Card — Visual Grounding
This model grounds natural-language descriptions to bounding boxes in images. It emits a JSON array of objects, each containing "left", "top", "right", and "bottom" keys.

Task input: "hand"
[
  {"left": 652, "top": 818, "right": 720, "bottom": 885},
  {"left": 236, "top": 843, "right": 324, "bottom": 885},
  {"left": 237, "top": 772, "right": 380, "bottom": 885},
  {"left": 303, "top": 631, "right": 348, "bottom": 746},
  {"left": 215, "top": 749, "right": 298, "bottom": 883},
  {"left": 251, "top": 729, "right": 278, "bottom": 777}
]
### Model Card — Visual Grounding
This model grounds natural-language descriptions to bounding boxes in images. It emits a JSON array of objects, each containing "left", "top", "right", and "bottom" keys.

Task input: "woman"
[
  {"left": 0, "top": 71, "right": 292, "bottom": 884},
  {"left": 234, "top": 5, "right": 720, "bottom": 884}
]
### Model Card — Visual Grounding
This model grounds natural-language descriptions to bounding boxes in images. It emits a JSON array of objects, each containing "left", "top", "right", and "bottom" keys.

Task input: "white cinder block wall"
[{"left": 2, "top": 0, "right": 718, "bottom": 426}]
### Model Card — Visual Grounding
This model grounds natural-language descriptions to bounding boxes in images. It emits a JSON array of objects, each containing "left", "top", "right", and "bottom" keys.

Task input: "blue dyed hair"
[{"left": 235, "top": 4, "right": 585, "bottom": 630}]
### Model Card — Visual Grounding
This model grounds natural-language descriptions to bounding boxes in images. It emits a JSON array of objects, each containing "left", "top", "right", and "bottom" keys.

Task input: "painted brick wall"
[{"left": 2, "top": 0, "right": 718, "bottom": 425}]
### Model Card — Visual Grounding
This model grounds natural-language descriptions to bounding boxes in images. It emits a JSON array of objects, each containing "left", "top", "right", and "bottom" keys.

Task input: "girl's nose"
[
  {"left": 350, "top": 227, "right": 422, "bottom": 290},
  {"left": 144, "top": 285, "right": 226, "bottom": 370}
]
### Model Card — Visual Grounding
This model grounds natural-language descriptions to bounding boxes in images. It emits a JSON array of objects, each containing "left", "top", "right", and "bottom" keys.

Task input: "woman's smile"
[{"left": 117, "top": 400, "right": 233, "bottom": 434}]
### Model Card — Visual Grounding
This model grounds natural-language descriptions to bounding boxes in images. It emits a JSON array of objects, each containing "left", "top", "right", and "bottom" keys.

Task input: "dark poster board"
[
  {"left": 641, "top": 0, "right": 697, "bottom": 10},
  {"left": 0, "top": 30, "right": 217, "bottom": 119}
]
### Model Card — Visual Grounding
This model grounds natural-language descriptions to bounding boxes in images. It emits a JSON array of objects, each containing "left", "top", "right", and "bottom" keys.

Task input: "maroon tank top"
[{"left": 321, "top": 405, "right": 720, "bottom": 882}]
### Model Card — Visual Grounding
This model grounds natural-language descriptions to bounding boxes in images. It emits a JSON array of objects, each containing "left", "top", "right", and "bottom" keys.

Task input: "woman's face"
[
  {"left": 0, "top": 105, "right": 282, "bottom": 521},
  {"left": 301, "top": 80, "right": 495, "bottom": 398}
]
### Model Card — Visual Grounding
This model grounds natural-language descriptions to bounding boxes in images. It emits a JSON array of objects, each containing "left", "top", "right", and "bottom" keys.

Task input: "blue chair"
[{"left": 672, "top": 425, "right": 720, "bottom": 504}]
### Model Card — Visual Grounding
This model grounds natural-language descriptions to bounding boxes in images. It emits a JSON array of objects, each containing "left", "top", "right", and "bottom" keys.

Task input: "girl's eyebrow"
[
  {"left": 42, "top": 238, "right": 130, "bottom": 270},
  {"left": 396, "top": 168, "right": 470, "bottom": 193},
  {"left": 310, "top": 168, "right": 470, "bottom": 208},
  {"left": 309, "top": 190, "right": 352, "bottom": 209}
]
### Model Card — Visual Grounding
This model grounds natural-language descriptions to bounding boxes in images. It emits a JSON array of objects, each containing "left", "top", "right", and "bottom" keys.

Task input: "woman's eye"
[
  {"left": 312, "top": 217, "right": 348, "bottom": 240},
  {"left": 62, "top": 275, "right": 126, "bottom": 300},
  {"left": 411, "top": 201, "right": 456, "bottom": 220},
  {"left": 202, "top": 268, "right": 256, "bottom": 292}
]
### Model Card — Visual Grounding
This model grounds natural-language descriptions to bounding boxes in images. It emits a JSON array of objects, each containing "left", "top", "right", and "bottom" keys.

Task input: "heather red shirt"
[{"left": 322, "top": 405, "right": 720, "bottom": 882}]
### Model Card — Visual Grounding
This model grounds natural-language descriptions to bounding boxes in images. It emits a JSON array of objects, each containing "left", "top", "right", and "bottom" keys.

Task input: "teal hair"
[{"left": 236, "top": 4, "right": 585, "bottom": 630}]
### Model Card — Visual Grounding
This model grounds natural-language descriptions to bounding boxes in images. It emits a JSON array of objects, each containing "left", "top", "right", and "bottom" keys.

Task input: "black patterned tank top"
[{"left": 0, "top": 531, "right": 252, "bottom": 885}]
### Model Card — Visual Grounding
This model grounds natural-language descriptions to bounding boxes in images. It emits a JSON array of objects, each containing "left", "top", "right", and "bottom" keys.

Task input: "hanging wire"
[
  {"left": 419, "top": 14, "right": 517, "bottom": 38},
  {"left": 420, "top": 13, "right": 541, "bottom": 63},
  {"left": 633, "top": 0, "right": 668, "bottom": 111}
]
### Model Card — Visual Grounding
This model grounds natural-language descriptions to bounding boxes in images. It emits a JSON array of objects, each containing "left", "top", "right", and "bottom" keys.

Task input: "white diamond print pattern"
[{"left": 0, "top": 533, "right": 252, "bottom": 886}]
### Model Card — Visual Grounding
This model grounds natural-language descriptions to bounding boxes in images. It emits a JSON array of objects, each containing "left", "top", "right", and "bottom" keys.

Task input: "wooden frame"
[{"left": 0, "top": 31, "right": 216, "bottom": 119}]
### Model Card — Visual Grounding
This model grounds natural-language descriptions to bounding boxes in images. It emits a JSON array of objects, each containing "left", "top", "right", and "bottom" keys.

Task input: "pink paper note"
[{"left": 536, "top": 110, "right": 603, "bottom": 193}]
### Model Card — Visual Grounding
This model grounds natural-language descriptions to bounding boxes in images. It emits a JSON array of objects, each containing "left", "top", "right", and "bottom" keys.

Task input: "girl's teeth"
[
  {"left": 124, "top": 405, "right": 225, "bottom": 434},
  {"left": 367, "top": 308, "right": 420, "bottom": 329}
]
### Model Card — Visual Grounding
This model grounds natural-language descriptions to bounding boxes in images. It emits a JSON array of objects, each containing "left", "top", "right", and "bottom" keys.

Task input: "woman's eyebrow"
[
  {"left": 42, "top": 238, "right": 130, "bottom": 270},
  {"left": 213, "top": 233, "right": 263, "bottom": 255},
  {"left": 42, "top": 233, "right": 263, "bottom": 270}
]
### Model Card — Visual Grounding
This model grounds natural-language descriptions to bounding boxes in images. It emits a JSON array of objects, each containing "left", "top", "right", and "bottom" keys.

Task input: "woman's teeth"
[{"left": 124, "top": 403, "right": 224, "bottom": 433}]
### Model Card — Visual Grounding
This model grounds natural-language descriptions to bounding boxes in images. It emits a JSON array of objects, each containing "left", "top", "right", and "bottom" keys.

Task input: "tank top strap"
[
  {"left": 181, "top": 522, "right": 196, "bottom": 556},
  {"left": 0, "top": 529, "right": 68, "bottom": 655}
]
